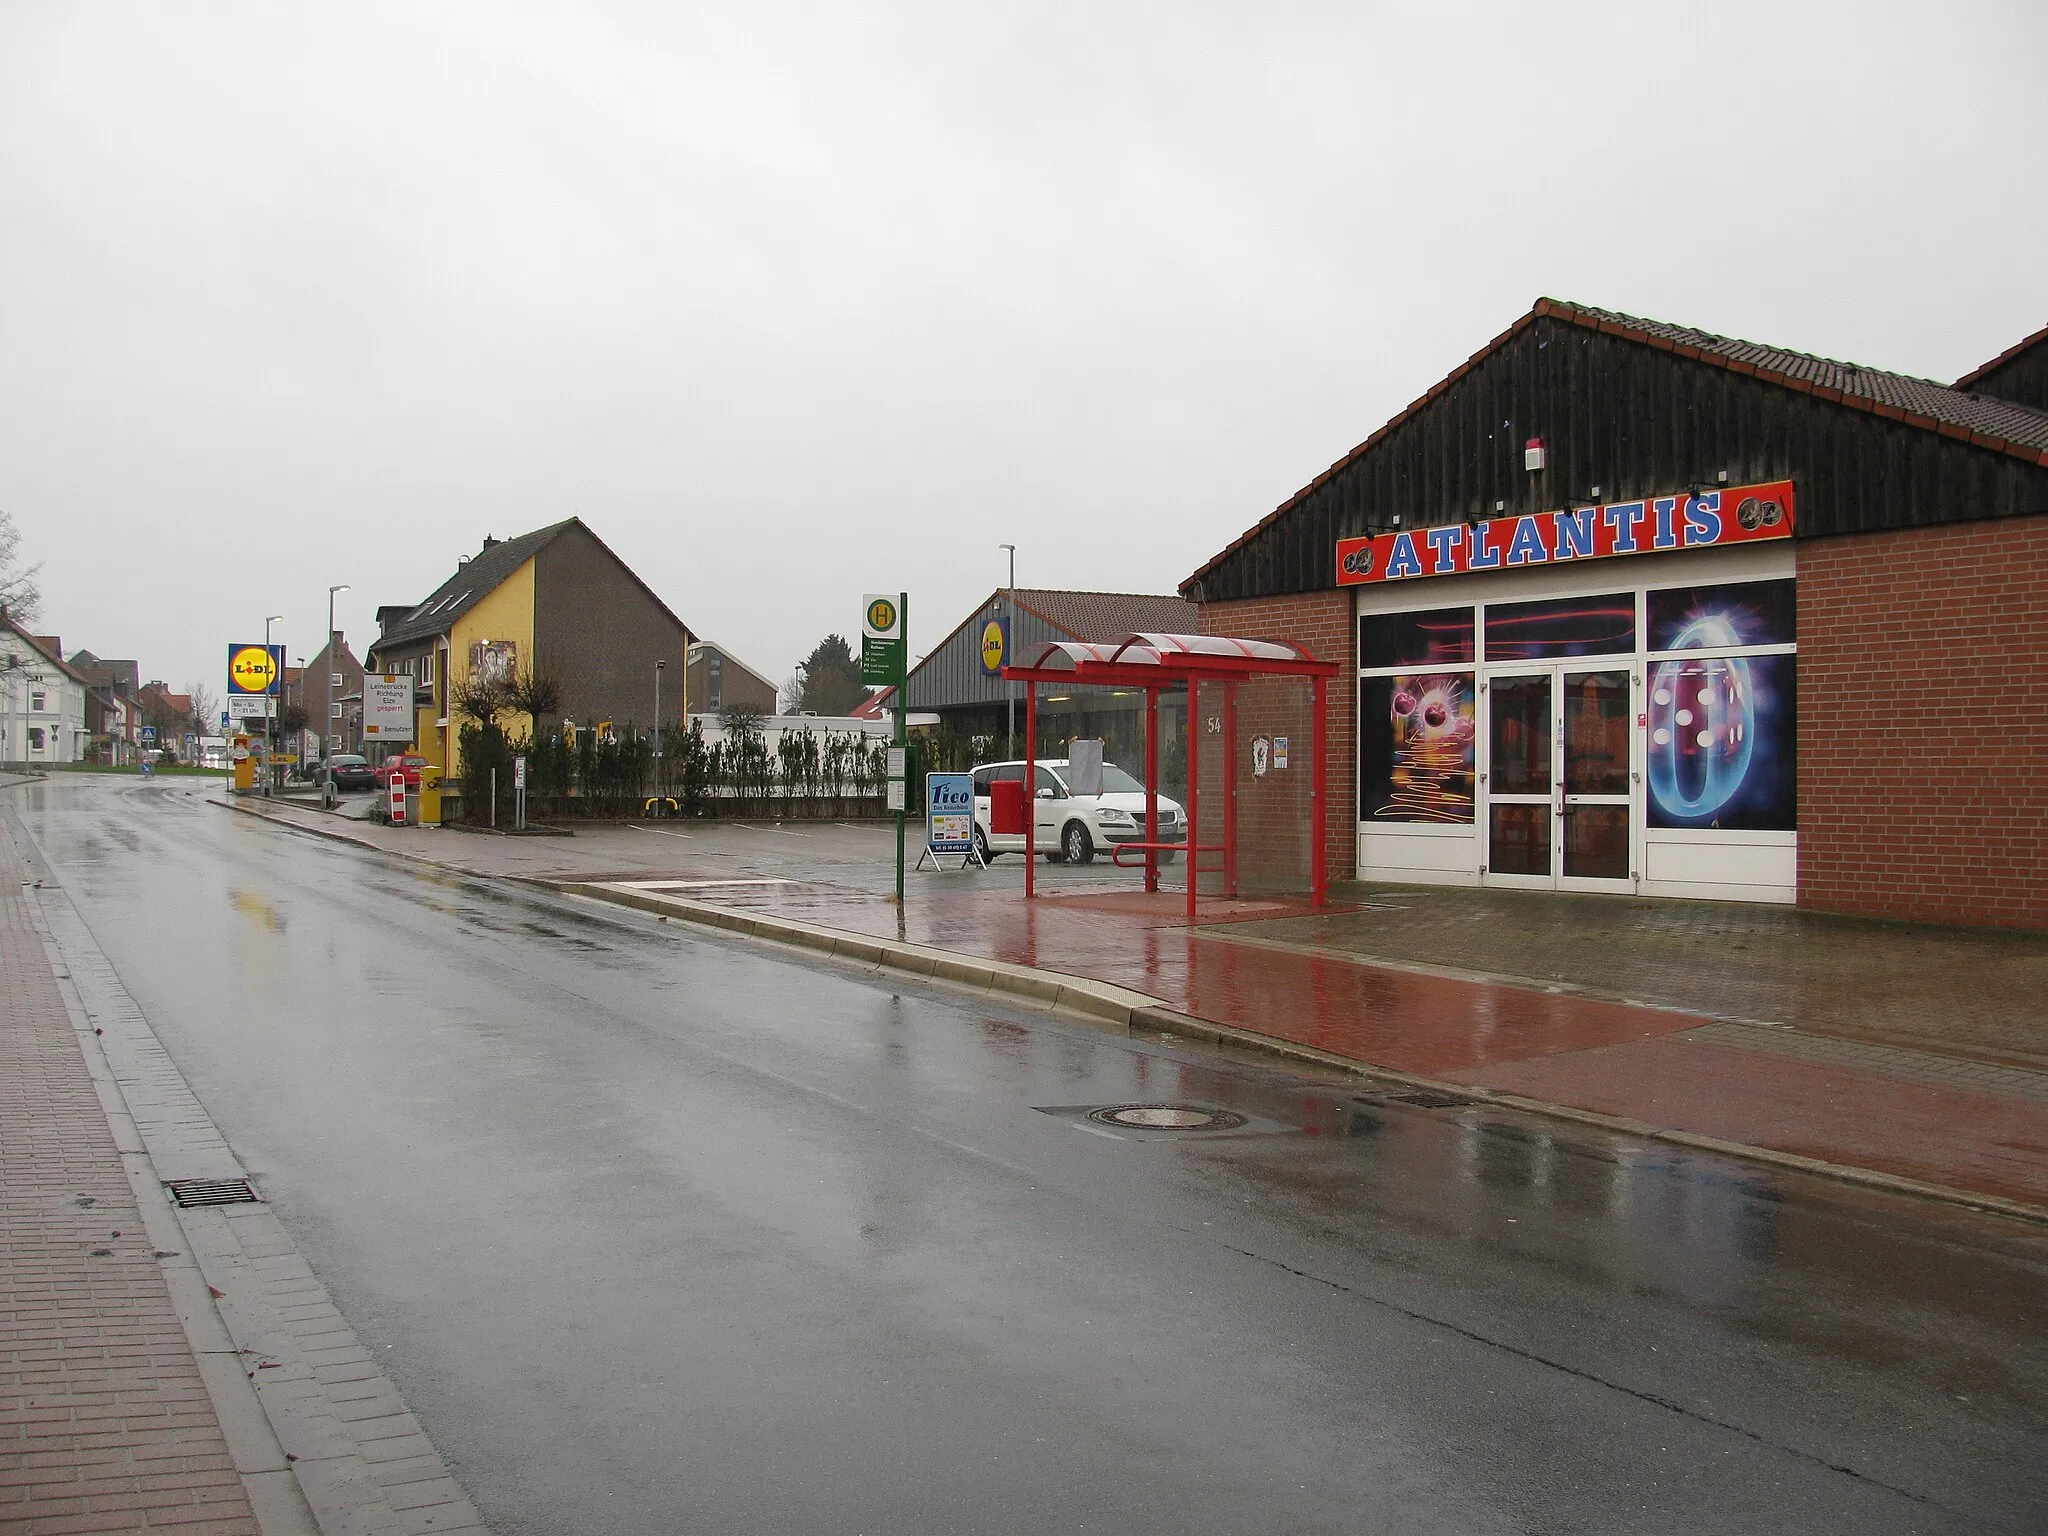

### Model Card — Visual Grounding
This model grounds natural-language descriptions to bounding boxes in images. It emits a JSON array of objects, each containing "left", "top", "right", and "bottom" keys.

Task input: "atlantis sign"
[{"left": 1335, "top": 481, "right": 1794, "bottom": 587}]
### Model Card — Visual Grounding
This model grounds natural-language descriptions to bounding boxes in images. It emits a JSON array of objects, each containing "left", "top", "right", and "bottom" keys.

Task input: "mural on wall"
[
  {"left": 1644, "top": 585, "right": 1795, "bottom": 830},
  {"left": 1359, "top": 673, "right": 1476, "bottom": 823},
  {"left": 469, "top": 639, "right": 518, "bottom": 690}
]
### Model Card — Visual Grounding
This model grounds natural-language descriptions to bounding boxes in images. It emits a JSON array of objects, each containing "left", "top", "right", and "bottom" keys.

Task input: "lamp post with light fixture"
[
  {"left": 653, "top": 657, "right": 665, "bottom": 793},
  {"left": 263, "top": 615, "right": 284, "bottom": 794},
  {"left": 999, "top": 543, "right": 1016, "bottom": 754},
  {"left": 323, "top": 584, "right": 350, "bottom": 808}
]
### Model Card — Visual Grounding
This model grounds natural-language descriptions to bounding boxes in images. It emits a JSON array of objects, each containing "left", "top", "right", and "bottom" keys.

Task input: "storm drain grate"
[
  {"left": 1357, "top": 1091, "right": 1471, "bottom": 1111},
  {"left": 1087, "top": 1104, "right": 1248, "bottom": 1132},
  {"left": 165, "top": 1178, "right": 260, "bottom": 1208}
]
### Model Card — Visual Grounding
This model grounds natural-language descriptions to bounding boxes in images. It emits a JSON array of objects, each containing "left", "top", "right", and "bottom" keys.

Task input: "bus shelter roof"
[{"left": 1001, "top": 632, "right": 1338, "bottom": 687}]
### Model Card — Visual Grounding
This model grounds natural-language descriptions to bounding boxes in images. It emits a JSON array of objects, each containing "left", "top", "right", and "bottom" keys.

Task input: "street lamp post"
[
  {"left": 999, "top": 543, "right": 1017, "bottom": 754},
  {"left": 323, "top": 584, "right": 350, "bottom": 808},
  {"left": 653, "top": 657, "right": 665, "bottom": 794},
  {"left": 263, "top": 614, "right": 284, "bottom": 795}
]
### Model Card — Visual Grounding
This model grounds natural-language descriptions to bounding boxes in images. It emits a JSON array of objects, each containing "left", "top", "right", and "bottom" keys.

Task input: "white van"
[{"left": 969, "top": 758, "right": 1184, "bottom": 865}]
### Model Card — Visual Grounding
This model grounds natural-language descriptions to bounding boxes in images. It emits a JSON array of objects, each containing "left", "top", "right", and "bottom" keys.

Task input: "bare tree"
[
  {"left": 0, "top": 508, "right": 42, "bottom": 626},
  {"left": 502, "top": 661, "right": 563, "bottom": 722},
  {"left": 185, "top": 683, "right": 219, "bottom": 734},
  {"left": 451, "top": 672, "right": 506, "bottom": 724}
]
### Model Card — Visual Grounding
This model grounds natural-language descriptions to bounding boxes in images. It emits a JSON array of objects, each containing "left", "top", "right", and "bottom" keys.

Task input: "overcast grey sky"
[{"left": 3, "top": 2, "right": 2042, "bottom": 701}]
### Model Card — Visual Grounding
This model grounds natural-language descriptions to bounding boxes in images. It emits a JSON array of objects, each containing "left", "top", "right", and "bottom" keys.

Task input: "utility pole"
[
  {"left": 323, "top": 585, "right": 349, "bottom": 808},
  {"left": 654, "top": 656, "right": 665, "bottom": 794},
  {"left": 999, "top": 543, "right": 1016, "bottom": 754}
]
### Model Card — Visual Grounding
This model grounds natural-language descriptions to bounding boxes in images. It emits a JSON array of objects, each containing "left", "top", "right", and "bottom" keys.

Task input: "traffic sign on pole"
[{"left": 864, "top": 593, "right": 910, "bottom": 901}]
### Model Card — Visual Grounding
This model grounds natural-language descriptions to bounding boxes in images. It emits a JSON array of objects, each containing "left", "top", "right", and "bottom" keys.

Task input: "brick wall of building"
[
  {"left": 1198, "top": 591, "right": 1355, "bottom": 885},
  {"left": 1798, "top": 515, "right": 2048, "bottom": 930}
]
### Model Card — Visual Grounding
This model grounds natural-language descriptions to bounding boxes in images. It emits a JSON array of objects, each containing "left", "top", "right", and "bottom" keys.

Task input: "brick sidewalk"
[{"left": 0, "top": 836, "right": 259, "bottom": 1531}]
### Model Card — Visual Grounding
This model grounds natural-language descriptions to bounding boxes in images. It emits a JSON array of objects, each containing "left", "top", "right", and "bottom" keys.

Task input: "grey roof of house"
[{"left": 373, "top": 520, "right": 576, "bottom": 651}]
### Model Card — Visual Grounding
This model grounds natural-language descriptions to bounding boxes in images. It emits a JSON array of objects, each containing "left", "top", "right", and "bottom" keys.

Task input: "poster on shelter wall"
[{"left": 1359, "top": 674, "right": 1475, "bottom": 823}]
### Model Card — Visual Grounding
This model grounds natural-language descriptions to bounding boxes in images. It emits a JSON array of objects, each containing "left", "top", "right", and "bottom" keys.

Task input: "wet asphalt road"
[{"left": 11, "top": 776, "right": 2048, "bottom": 1535}]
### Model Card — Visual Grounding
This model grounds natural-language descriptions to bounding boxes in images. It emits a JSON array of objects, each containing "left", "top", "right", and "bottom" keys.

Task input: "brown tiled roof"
[
  {"left": 1183, "top": 297, "right": 2048, "bottom": 593},
  {"left": 1955, "top": 322, "right": 2048, "bottom": 393},
  {"left": 1010, "top": 588, "right": 1198, "bottom": 641},
  {"left": 1562, "top": 303, "right": 2048, "bottom": 452}
]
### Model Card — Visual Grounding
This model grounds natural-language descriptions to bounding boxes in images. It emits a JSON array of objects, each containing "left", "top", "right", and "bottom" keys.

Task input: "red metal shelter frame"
[{"left": 1001, "top": 633, "right": 1341, "bottom": 917}]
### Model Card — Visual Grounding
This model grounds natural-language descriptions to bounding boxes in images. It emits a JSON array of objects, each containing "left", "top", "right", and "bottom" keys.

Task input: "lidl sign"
[
  {"left": 227, "top": 644, "right": 284, "bottom": 695},
  {"left": 978, "top": 616, "right": 1009, "bottom": 676},
  {"left": 1335, "top": 481, "right": 1794, "bottom": 587}
]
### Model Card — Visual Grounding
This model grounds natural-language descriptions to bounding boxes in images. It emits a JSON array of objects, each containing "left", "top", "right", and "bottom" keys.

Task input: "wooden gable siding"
[{"left": 1188, "top": 316, "right": 2048, "bottom": 604}]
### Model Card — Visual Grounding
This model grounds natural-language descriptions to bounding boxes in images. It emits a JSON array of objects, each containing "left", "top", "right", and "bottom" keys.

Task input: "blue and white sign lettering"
[{"left": 926, "top": 772, "right": 975, "bottom": 853}]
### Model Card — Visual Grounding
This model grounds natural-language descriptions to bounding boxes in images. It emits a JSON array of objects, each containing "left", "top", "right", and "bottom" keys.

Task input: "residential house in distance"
[
  {"left": 685, "top": 639, "right": 777, "bottom": 718},
  {"left": 367, "top": 519, "right": 693, "bottom": 818},
  {"left": 281, "top": 633, "right": 365, "bottom": 762},
  {"left": 1, "top": 616, "right": 89, "bottom": 765},
  {"left": 134, "top": 682, "right": 197, "bottom": 760},
  {"left": 69, "top": 650, "right": 141, "bottom": 765}
]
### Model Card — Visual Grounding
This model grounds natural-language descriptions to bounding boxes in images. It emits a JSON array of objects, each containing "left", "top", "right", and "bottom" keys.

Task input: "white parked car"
[{"left": 969, "top": 758, "right": 1184, "bottom": 865}]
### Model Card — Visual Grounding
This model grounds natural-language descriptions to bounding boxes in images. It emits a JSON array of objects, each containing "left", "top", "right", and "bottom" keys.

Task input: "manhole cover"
[
  {"left": 1087, "top": 1104, "right": 1248, "bottom": 1132},
  {"left": 165, "top": 1178, "right": 260, "bottom": 1208}
]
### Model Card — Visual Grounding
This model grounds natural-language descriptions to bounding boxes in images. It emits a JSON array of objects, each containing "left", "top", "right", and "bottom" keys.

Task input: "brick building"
[{"left": 1183, "top": 300, "right": 2048, "bottom": 930}]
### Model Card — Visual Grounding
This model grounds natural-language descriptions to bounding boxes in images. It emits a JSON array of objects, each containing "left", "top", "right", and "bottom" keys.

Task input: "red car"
[{"left": 374, "top": 755, "right": 429, "bottom": 790}]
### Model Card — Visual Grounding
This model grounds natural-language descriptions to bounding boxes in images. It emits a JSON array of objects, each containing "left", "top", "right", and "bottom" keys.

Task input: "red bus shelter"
[{"left": 1001, "top": 633, "right": 1341, "bottom": 915}]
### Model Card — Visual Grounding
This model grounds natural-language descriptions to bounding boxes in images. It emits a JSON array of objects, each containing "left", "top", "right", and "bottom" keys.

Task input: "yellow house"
[{"left": 365, "top": 519, "right": 692, "bottom": 820}]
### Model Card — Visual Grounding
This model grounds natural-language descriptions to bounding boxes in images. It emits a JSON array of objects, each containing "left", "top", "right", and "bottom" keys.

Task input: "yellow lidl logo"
[
  {"left": 865, "top": 597, "right": 899, "bottom": 636},
  {"left": 979, "top": 618, "right": 1006, "bottom": 674},
  {"left": 228, "top": 646, "right": 278, "bottom": 693}
]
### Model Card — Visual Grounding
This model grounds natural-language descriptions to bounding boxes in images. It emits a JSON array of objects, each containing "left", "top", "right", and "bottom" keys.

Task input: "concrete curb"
[{"left": 218, "top": 795, "right": 2048, "bottom": 1229}]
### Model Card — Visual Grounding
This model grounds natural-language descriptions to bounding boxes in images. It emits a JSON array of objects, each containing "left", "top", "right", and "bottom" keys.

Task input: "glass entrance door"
[
  {"left": 1483, "top": 666, "right": 1636, "bottom": 890},
  {"left": 1484, "top": 672, "right": 1554, "bottom": 885},
  {"left": 1558, "top": 668, "right": 1634, "bottom": 890}
]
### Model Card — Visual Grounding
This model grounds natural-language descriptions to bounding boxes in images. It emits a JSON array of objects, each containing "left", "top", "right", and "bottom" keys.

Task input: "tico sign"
[{"left": 1335, "top": 481, "right": 1794, "bottom": 587}]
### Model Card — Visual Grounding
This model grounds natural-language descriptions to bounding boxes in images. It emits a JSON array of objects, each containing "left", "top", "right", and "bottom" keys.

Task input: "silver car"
[{"left": 969, "top": 758, "right": 1184, "bottom": 865}]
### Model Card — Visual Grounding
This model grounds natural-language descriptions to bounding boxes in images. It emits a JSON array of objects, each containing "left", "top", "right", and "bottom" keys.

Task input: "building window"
[
  {"left": 29, "top": 690, "right": 45, "bottom": 712},
  {"left": 1643, "top": 580, "right": 1797, "bottom": 831},
  {"left": 1481, "top": 593, "right": 1636, "bottom": 661},
  {"left": 331, "top": 702, "right": 343, "bottom": 719},
  {"left": 423, "top": 651, "right": 436, "bottom": 687},
  {"left": 28, "top": 727, "right": 45, "bottom": 752},
  {"left": 1358, "top": 604, "right": 1478, "bottom": 824}
]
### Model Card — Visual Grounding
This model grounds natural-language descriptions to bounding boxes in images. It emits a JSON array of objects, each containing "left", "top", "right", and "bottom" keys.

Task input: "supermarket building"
[{"left": 1183, "top": 300, "right": 2048, "bottom": 930}]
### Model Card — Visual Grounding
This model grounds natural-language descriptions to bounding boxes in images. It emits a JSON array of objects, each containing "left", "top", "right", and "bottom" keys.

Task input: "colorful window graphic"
[
  {"left": 1648, "top": 580, "right": 1795, "bottom": 652},
  {"left": 1358, "top": 607, "right": 1475, "bottom": 669},
  {"left": 1359, "top": 674, "right": 1476, "bottom": 823},
  {"left": 1646, "top": 653, "right": 1796, "bottom": 829},
  {"left": 1482, "top": 594, "right": 1636, "bottom": 661}
]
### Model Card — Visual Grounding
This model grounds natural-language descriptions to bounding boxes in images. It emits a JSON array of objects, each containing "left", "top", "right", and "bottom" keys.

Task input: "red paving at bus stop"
[{"left": 663, "top": 879, "right": 2048, "bottom": 1211}]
